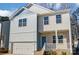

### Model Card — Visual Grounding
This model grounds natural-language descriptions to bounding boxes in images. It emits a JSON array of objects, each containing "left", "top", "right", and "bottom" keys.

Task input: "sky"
[
  {"left": 0, "top": 3, "right": 79, "bottom": 17},
  {"left": 0, "top": 3, "right": 26, "bottom": 16}
]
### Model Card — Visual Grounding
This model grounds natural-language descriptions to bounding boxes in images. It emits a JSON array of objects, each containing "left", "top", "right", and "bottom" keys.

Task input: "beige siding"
[
  {"left": 10, "top": 32, "right": 37, "bottom": 42},
  {"left": 10, "top": 14, "right": 37, "bottom": 34},
  {"left": 38, "top": 13, "right": 70, "bottom": 32}
]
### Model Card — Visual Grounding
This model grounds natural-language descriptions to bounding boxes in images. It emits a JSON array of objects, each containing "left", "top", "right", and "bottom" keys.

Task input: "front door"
[{"left": 42, "top": 36, "right": 46, "bottom": 48}]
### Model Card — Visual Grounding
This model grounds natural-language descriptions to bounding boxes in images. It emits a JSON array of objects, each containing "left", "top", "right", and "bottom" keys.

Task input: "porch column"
[{"left": 55, "top": 29, "right": 58, "bottom": 49}]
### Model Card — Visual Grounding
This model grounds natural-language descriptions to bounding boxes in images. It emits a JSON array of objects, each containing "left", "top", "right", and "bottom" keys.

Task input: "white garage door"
[{"left": 13, "top": 43, "right": 35, "bottom": 55}]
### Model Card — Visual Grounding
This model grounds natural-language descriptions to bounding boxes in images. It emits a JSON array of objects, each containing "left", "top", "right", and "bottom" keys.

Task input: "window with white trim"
[
  {"left": 56, "top": 15, "right": 62, "bottom": 23},
  {"left": 19, "top": 18, "right": 27, "bottom": 27},
  {"left": 53, "top": 36, "right": 56, "bottom": 43},
  {"left": 58, "top": 35, "right": 63, "bottom": 43},
  {"left": 44, "top": 16, "right": 49, "bottom": 25}
]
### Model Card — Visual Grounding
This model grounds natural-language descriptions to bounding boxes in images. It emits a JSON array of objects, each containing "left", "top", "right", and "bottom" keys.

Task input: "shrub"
[
  {"left": 52, "top": 51, "right": 57, "bottom": 55},
  {"left": 44, "top": 50, "right": 57, "bottom": 55},
  {"left": 0, "top": 48, "right": 8, "bottom": 53},
  {"left": 62, "top": 51, "right": 67, "bottom": 55}
]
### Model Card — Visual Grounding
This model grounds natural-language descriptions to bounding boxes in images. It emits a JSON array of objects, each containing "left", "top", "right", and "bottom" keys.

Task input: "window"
[
  {"left": 23, "top": 18, "right": 27, "bottom": 26},
  {"left": 19, "top": 18, "right": 27, "bottom": 27},
  {"left": 56, "top": 15, "right": 61, "bottom": 23},
  {"left": 53, "top": 36, "right": 56, "bottom": 43},
  {"left": 19, "top": 19, "right": 22, "bottom": 27},
  {"left": 44, "top": 16, "right": 49, "bottom": 25},
  {"left": 58, "top": 35, "right": 63, "bottom": 43}
]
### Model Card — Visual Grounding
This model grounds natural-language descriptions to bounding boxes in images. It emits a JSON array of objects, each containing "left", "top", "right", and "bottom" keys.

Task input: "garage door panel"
[{"left": 13, "top": 43, "right": 35, "bottom": 55}]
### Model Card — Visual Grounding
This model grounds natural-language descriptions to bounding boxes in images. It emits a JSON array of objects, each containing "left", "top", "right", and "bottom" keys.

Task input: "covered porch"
[{"left": 37, "top": 30, "right": 72, "bottom": 53}]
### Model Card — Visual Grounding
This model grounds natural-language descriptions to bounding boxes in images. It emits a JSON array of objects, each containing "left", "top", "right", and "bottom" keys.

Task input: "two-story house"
[{"left": 9, "top": 4, "right": 73, "bottom": 55}]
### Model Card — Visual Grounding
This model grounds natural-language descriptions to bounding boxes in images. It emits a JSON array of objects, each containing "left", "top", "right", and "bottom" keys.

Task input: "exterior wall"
[
  {"left": 38, "top": 12, "right": 72, "bottom": 53},
  {"left": 9, "top": 10, "right": 37, "bottom": 54},
  {"left": 38, "top": 13, "right": 70, "bottom": 32},
  {"left": 10, "top": 13, "right": 37, "bottom": 42}
]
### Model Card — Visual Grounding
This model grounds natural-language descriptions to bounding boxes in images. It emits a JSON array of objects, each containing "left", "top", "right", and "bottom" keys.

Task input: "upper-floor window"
[
  {"left": 44, "top": 16, "right": 49, "bottom": 25},
  {"left": 19, "top": 18, "right": 27, "bottom": 27},
  {"left": 19, "top": 19, "right": 22, "bottom": 27},
  {"left": 58, "top": 35, "right": 63, "bottom": 43},
  {"left": 56, "top": 15, "right": 61, "bottom": 23},
  {"left": 23, "top": 18, "right": 27, "bottom": 26}
]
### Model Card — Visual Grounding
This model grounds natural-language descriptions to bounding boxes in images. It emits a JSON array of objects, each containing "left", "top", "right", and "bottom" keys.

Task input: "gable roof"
[
  {"left": 27, "top": 4, "right": 70, "bottom": 15},
  {"left": 10, "top": 3, "right": 70, "bottom": 20},
  {"left": 27, "top": 4, "right": 54, "bottom": 15},
  {"left": 10, "top": 3, "right": 55, "bottom": 20}
]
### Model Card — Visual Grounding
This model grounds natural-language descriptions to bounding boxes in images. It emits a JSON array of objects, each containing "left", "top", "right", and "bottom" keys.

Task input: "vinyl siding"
[
  {"left": 10, "top": 13, "right": 37, "bottom": 42},
  {"left": 38, "top": 13, "right": 70, "bottom": 32}
]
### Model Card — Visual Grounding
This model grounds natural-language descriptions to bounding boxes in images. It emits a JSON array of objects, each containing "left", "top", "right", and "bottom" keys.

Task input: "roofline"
[
  {"left": 54, "top": 9, "right": 70, "bottom": 14},
  {"left": 9, "top": 7, "right": 24, "bottom": 20},
  {"left": 9, "top": 4, "right": 33, "bottom": 20},
  {"left": 26, "top": 3, "right": 55, "bottom": 16},
  {"left": 38, "top": 9, "right": 70, "bottom": 16}
]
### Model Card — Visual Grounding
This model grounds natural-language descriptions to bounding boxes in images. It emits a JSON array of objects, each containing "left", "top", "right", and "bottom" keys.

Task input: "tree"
[{"left": 0, "top": 17, "right": 9, "bottom": 22}]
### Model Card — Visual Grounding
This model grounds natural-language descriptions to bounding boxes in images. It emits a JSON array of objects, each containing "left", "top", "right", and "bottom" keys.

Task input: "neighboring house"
[
  {"left": 1, "top": 20, "right": 10, "bottom": 49},
  {"left": 9, "top": 4, "right": 74, "bottom": 55},
  {"left": 0, "top": 17, "right": 10, "bottom": 51}
]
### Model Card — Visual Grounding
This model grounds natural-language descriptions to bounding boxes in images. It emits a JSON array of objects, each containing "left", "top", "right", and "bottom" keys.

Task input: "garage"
[{"left": 12, "top": 43, "right": 35, "bottom": 55}]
